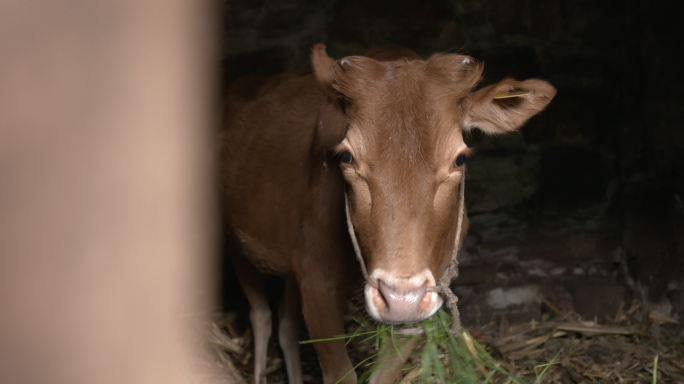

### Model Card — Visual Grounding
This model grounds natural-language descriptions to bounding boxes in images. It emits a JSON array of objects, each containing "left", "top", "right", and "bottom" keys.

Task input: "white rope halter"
[{"left": 344, "top": 171, "right": 466, "bottom": 334}]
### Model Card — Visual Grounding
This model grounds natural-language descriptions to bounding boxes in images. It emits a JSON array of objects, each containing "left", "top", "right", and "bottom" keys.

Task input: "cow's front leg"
[
  {"left": 369, "top": 336, "right": 420, "bottom": 384},
  {"left": 232, "top": 256, "right": 272, "bottom": 384},
  {"left": 278, "top": 276, "right": 303, "bottom": 384},
  {"left": 299, "top": 276, "right": 356, "bottom": 384}
]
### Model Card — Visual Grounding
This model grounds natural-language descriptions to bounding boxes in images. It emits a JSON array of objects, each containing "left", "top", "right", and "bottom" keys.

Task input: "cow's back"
[{"left": 220, "top": 69, "right": 339, "bottom": 274}]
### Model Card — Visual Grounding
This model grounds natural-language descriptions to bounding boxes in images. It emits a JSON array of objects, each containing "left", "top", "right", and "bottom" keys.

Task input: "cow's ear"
[
  {"left": 311, "top": 43, "right": 386, "bottom": 102},
  {"left": 466, "top": 78, "right": 556, "bottom": 135},
  {"left": 311, "top": 44, "right": 338, "bottom": 97}
]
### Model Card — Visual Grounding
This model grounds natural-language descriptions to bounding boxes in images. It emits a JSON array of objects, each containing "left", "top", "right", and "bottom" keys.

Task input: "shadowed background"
[{"left": 221, "top": 0, "right": 684, "bottom": 324}]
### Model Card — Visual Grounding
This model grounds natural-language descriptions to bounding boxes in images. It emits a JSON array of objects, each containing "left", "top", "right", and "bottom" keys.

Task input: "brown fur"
[{"left": 219, "top": 43, "right": 556, "bottom": 383}]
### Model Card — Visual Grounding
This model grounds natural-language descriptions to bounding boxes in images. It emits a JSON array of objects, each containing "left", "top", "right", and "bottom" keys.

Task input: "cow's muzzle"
[{"left": 365, "top": 268, "right": 442, "bottom": 324}]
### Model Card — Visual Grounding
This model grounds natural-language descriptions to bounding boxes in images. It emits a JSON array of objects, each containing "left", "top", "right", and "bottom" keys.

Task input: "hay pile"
[{"left": 208, "top": 299, "right": 683, "bottom": 383}]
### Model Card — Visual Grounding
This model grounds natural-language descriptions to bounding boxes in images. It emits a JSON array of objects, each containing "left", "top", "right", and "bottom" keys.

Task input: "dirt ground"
[{"left": 202, "top": 298, "right": 684, "bottom": 384}]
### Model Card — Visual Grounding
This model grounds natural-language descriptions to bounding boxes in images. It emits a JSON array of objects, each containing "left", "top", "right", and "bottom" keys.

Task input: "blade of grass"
[
  {"left": 653, "top": 355, "right": 658, "bottom": 384},
  {"left": 460, "top": 333, "right": 528, "bottom": 384},
  {"left": 344, "top": 321, "right": 369, "bottom": 346},
  {"left": 431, "top": 343, "right": 446, "bottom": 384},
  {"left": 436, "top": 310, "right": 478, "bottom": 383},
  {"left": 534, "top": 349, "right": 562, "bottom": 383},
  {"left": 376, "top": 324, "right": 385, "bottom": 351},
  {"left": 420, "top": 342, "right": 433, "bottom": 383},
  {"left": 466, "top": 328, "right": 497, "bottom": 362},
  {"left": 425, "top": 322, "right": 446, "bottom": 384},
  {"left": 390, "top": 325, "right": 402, "bottom": 358},
  {"left": 421, "top": 320, "right": 434, "bottom": 383},
  {"left": 370, "top": 328, "right": 418, "bottom": 377},
  {"left": 484, "top": 368, "right": 497, "bottom": 384},
  {"left": 437, "top": 310, "right": 529, "bottom": 384},
  {"left": 358, "top": 331, "right": 383, "bottom": 345},
  {"left": 299, "top": 330, "right": 379, "bottom": 344},
  {"left": 334, "top": 352, "right": 379, "bottom": 384},
  {"left": 463, "top": 331, "right": 489, "bottom": 379},
  {"left": 568, "top": 335, "right": 574, "bottom": 355}
]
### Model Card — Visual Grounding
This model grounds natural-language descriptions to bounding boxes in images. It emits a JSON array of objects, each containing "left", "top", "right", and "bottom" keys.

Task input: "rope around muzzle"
[{"left": 344, "top": 171, "right": 466, "bottom": 335}]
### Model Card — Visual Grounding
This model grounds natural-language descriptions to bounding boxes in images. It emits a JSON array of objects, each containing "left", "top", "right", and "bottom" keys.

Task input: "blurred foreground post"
[{"left": 0, "top": 1, "right": 217, "bottom": 383}]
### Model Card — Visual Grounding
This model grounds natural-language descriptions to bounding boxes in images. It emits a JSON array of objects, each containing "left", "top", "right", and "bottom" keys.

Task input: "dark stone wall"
[{"left": 222, "top": 0, "right": 684, "bottom": 320}]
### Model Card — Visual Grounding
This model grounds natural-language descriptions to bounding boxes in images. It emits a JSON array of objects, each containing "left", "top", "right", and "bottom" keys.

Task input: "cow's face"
[{"left": 312, "top": 44, "right": 556, "bottom": 324}]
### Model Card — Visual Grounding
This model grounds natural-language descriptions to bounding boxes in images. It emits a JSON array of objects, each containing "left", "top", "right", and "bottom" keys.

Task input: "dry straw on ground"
[{"left": 207, "top": 297, "right": 684, "bottom": 384}]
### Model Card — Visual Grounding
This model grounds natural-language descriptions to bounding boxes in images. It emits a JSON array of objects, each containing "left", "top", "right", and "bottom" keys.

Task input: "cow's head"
[{"left": 312, "top": 44, "right": 556, "bottom": 324}]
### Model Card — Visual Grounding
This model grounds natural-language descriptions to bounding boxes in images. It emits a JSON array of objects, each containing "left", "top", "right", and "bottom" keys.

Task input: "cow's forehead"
[
  {"left": 347, "top": 77, "right": 467, "bottom": 165},
  {"left": 359, "top": 63, "right": 471, "bottom": 120}
]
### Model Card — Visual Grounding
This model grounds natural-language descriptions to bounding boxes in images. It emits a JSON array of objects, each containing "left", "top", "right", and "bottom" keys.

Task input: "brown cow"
[{"left": 219, "top": 44, "right": 556, "bottom": 384}]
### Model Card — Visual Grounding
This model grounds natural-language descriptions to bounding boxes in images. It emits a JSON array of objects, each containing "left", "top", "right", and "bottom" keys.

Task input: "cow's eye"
[
  {"left": 453, "top": 154, "right": 467, "bottom": 168},
  {"left": 340, "top": 151, "right": 354, "bottom": 164}
]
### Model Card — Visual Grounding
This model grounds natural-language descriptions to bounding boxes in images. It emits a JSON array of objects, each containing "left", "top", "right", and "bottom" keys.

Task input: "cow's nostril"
[{"left": 376, "top": 279, "right": 428, "bottom": 312}]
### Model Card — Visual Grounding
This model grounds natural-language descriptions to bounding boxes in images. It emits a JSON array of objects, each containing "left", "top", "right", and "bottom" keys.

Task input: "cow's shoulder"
[{"left": 223, "top": 69, "right": 314, "bottom": 121}]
